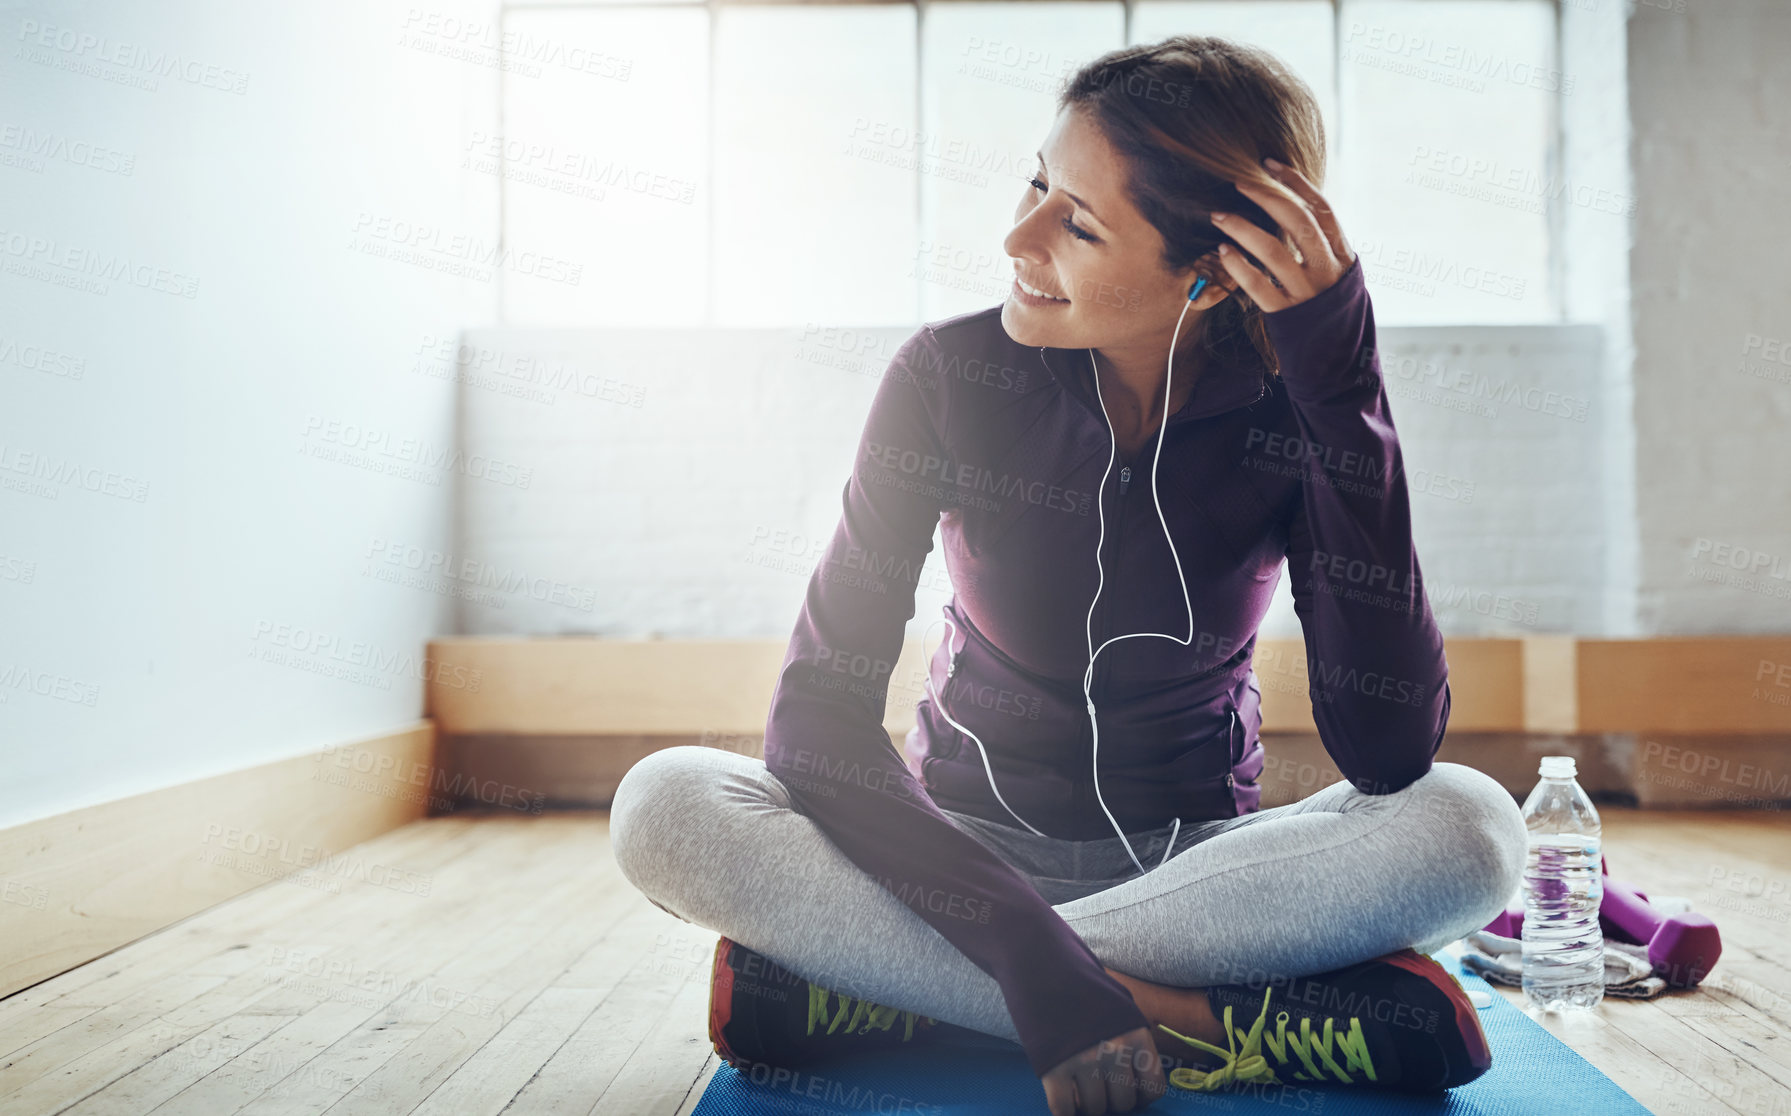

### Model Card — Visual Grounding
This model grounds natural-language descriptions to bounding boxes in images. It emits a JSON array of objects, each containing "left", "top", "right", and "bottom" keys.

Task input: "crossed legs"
[{"left": 608, "top": 744, "right": 1526, "bottom": 1047}]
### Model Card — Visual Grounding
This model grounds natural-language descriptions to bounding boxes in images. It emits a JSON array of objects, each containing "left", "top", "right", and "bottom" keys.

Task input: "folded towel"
[
  {"left": 1458, "top": 893, "right": 1698, "bottom": 1000},
  {"left": 1461, "top": 930, "right": 1667, "bottom": 998}
]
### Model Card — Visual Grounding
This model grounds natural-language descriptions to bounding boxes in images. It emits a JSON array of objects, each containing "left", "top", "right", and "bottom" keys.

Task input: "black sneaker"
[
  {"left": 708, "top": 935, "right": 957, "bottom": 1070},
  {"left": 1154, "top": 948, "right": 1493, "bottom": 1093}
]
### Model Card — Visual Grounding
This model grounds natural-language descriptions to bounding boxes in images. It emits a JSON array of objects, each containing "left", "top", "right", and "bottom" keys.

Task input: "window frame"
[{"left": 495, "top": 0, "right": 1568, "bottom": 327}]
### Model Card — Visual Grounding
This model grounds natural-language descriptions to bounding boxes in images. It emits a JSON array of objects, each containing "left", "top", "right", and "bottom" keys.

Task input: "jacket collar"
[{"left": 1034, "top": 344, "right": 1268, "bottom": 427}]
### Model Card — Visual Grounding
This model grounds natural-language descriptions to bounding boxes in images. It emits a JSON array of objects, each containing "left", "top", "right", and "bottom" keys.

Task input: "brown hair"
[{"left": 1058, "top": 35, "right": 1328, "bottom": 382}]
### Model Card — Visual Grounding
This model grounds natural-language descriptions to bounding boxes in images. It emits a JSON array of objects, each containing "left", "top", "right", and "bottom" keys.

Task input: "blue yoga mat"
[{"left": 690, "top": 954, "right": 1652, "bottom": 1115}]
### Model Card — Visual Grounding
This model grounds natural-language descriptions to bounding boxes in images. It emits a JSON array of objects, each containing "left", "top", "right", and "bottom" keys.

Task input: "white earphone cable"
[
  {"left": 921, "top": 287, "right": 1206, "bottom": 875},
  {"left": 1079, "top": 292, "right": 1200, "bottom": 874}
]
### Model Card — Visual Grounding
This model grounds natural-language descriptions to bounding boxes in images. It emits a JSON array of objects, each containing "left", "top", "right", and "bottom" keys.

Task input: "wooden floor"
[{"left": 2, "top": 809, "right": 1787, "bottom": 1115}]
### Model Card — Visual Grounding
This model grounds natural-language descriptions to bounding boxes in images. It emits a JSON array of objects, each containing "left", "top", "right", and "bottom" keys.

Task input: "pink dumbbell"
[
  {"left": 1480, "top": 857, "right": 1721, "bottom": 989},
  {"left": 1595, "top": 856, "right": 1721, "bottom": 989}
]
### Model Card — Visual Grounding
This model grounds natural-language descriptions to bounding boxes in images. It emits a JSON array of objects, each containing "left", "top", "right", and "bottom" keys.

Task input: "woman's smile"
[{"left": 1013, "top": 273, "right": 1071, "bottom": 307}]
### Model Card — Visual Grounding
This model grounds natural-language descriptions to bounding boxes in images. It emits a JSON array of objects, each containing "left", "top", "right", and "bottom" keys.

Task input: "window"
[{"left": 499, "top": 0, "right": 1562, "bottom": 327}]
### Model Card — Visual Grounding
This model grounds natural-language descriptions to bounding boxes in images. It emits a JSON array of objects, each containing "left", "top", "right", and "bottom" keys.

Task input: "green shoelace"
[
  {"left": 1157, "top": 985, "right": 1379, "bottom": 1090},
  {"left": 806, "top": 985, "right": 934, "bottom": 1042}
]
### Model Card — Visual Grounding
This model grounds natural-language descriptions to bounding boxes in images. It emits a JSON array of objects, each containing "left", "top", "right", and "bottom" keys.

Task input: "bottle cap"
[{"left": 1539, "top": 755, "right": 1577, "bottom": 779}]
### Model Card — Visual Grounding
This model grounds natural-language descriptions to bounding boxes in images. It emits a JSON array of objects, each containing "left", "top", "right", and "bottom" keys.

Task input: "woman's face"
[{"left": 1000, "top": 108, "right": 1225, "bottom": 352}]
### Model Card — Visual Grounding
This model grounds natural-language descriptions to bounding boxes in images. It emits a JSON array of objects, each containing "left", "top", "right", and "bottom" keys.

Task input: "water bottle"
[{"left": 1519, "top": 755, "right": 1604, "bottom": 1012}]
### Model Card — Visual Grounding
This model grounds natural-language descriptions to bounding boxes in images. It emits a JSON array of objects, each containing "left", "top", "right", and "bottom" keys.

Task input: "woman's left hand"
[{"left": 1210, "top": 157, "right": 1357, "bottom": 312}]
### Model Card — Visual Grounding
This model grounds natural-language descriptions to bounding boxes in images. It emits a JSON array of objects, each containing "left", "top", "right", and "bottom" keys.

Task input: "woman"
[{"left": 611, "top": 35, "right": 1527, "bottom": 1115}]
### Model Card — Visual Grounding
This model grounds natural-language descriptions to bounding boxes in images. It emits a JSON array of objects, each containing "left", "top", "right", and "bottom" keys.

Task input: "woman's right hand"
[{"left": 1040, "top": 1024, "right": 1169, "bottom": 1115}]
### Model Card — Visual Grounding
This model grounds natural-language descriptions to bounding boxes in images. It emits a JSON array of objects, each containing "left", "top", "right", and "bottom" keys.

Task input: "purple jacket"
[{"left": 760, "top": 254, "right": 1450, "bottom": 1077}]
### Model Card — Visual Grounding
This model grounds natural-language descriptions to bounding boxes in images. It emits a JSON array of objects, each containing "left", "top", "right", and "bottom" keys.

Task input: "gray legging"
[{"left": 608, "top": 744, "right": 1528, "bottom": 1050}]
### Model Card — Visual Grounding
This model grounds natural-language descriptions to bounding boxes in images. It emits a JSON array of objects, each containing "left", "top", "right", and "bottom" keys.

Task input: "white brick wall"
[{"left": 454, "top": 321, "right": 1607, "bottom": 643}]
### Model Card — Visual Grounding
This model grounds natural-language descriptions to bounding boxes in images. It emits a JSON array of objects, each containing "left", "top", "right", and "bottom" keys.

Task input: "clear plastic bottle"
[{"left": 1519, "top": 755, "right": 1604, "bottom": 1012}]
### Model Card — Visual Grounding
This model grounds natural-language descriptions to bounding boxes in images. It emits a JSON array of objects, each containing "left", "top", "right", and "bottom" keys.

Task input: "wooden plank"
[
  {"left": 237, "top": 821, "right": 610, "bottom": 1116},
  {"left": 55, "top": 1012, "right": 300, "bottom": 1116},
  {"left": 0, "top": 721, "right": 436, "bottom": 999},
  {"left": 0, "top": 818, "right": 499, "bottom": 1112},
  {"left": 317, "top": 856, "right": 635, "bottom": 1115},
  {"left": 1672, "top": 992, "right": 1791, "bottom": 1094},
  {"left": 244, "top": 818, "right": 694, "bottom": 1116},
  {"left": 1487, "top": 985, "right": 1749, "bottom": 1116},
  {"left": 586, "top": 968, "right": 716, "bottom": 1116},
  {"left": 408, "top": 986, "right": 607, "bottom": 1115},
  {"left": 159, "top": 820, "right": 598, "bottom": 1116},
  {"left": 0, "top": 817, "right": 472, "bottom": 1059},
  {"left": 502, "top": 904, "right": 717, "bottom": 1115},
  {"left": 425, "top": 640, "right": 789, "bottom": 736},
  {"left": 671, "top": 1056, "right": 720, "bottom": 1116},
  {"left": 150, "top": 1002, "right": 405, "bottom": 1114},
  {"left": 249, "top": 936, "right": 622, "bottom": 1110},
  {"left": 1629, "top": 739, "right": 1791, "bottom": 809},
  {"left": 1597, "top": 813, "right": 1791, "bottom": 987},
  {"left": 1, "top": 818, "right": 517, "bottom": 1114},
  {"left": 0, "top": 818, "right": 474, "bottom": 1048},
  {"left": 433, "top": 735, "right": 673, "bottom": 813},
  {"left": 1261, "top": 638, "right": 1527, "bottom": 734},
  {"left": 1578, "top": 637, "right": 1791, "bottom": 733},
  {"left": 1443, "top": 638, "right": 1528, "bottom": 732},
  {"left": 1522, "top": 634, "right": 1577, "bottom": 733},
  {"left": 0, "top": 972, "right": 235, "bottom": 1113}
]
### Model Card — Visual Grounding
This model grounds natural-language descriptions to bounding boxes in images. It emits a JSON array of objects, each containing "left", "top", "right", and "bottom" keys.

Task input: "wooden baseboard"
[
  {"left": 425, "top": 635, "right": 1791, "bottom": 737},
  {"left": 431, "top": 732, "right": 665, "bottom": 814},
  {"left": 422, "top": 637, "right": 1539, "bottom": 738},
  {"left": 423, "top": 635, "right": 1791, "bottom": 814},
  {"left": 431, "top": 729, "right": 1791, "bottom": 814},
  {"left": 0, "top": 721, "right": 435, "bottom": 1000}
]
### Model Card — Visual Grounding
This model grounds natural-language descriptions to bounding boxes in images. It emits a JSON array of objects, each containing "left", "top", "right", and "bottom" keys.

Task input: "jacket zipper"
[
  {"left": 1226, "top": 710, "right": 1238, "bottom": 796},
  {"left": 1080, "top": 462, "right": 1131, "bottom": 826},
  {"left": 1094, "top": 465, "right": 1130, "bottom": 708}
]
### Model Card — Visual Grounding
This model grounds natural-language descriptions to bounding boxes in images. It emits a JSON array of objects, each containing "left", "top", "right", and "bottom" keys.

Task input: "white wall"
[
  {"left": 1627, "top": 0, "right": 1791, "bottom": 633},
  {"left": 0, "top": 0, "right": 501, "bottom": 828}
]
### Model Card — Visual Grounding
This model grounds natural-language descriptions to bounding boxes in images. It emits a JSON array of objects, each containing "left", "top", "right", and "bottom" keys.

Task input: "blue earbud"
[{"left": 1188, "top": 275, "right": 1208, "bottom": 301}]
